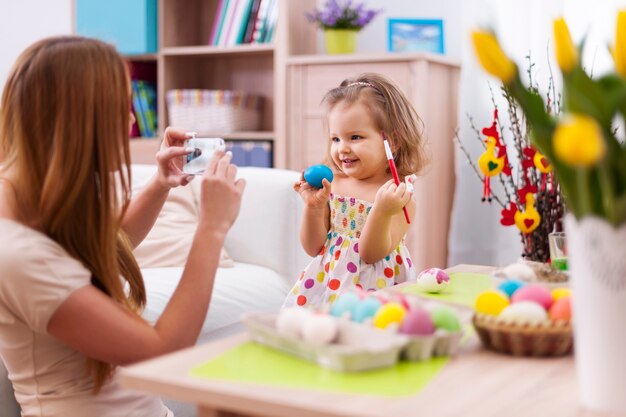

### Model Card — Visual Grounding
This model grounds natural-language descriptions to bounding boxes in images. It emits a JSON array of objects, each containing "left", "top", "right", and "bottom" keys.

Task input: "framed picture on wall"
[{"left": 387, "top": 19, "right": 444, "bottom": 54}]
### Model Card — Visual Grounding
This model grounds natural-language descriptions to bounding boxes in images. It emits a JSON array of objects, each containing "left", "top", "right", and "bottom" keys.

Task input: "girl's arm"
[
  {"left": 294, "top": 175, "right": 331, "bottom": 256},
  {"left": 47, "top": 151, "right": 247, "bottom": 365},
  {"left": 122, "top": 128, "right": 195, "bottom": 248},
  {"left": 358, "top": 180, "right": 415, "bottom": 264}
]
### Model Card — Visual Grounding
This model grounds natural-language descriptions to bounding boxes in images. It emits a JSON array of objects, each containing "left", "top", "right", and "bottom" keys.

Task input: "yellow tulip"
[
  {"left": 553, "top": 18, "right": 578, "bottom": 73},
  {"left": 471, "top": 30, "right": 516, "bottom": 84},
  {"left": 553, "top": 114, "right": 606, "bottom": 167},
  {"left": 614, "top": 10, "right": 626, "bottom": 76}
]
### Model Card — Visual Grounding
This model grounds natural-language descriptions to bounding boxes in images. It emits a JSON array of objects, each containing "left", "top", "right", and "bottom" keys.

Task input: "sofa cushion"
[
  {"left": 132, "top": 173, "right": 233, "bottom": 268},
  {"left": 141, "top": 263, "right": 290, "bottom": 343}
]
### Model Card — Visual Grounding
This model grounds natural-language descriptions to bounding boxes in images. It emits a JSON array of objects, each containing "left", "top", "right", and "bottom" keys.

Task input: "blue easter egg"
[
  {"left": 330, "top": 292, "right": 360, "bottom": 318},
  {"left": 352, "top": 296, "right": 383, "bottom": 323},
  {"left": 498, "top": 279, "right": 526, "bottom": 298},
  {"left": 303, "top": 164, "right": 334, "bottom": 189}
]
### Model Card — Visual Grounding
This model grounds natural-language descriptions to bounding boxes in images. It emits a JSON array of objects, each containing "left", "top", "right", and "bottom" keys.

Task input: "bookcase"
[{"left": 76, "top": 0, "right": 318, "bottom": 167}]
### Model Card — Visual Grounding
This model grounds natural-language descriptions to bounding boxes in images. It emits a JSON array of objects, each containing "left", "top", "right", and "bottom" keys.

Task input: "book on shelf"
[
  {"left": 131, "top": 80, "right": 158, "bottom": 138},
  {"left": 209, "top": 0, "right": 228, "bottom": 45},
  {"left": 209, "top": 0, "right": 277, "bottom": 46}
]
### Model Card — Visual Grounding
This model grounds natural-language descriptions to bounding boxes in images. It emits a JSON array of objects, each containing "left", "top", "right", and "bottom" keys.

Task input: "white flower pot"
[{"left": 565, "top": 215, "right": 626, "bottom": 413}]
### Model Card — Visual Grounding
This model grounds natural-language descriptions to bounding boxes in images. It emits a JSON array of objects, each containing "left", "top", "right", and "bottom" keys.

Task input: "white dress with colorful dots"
[{"left": 283, "top": 193, "right": 416, "bottom": 308}]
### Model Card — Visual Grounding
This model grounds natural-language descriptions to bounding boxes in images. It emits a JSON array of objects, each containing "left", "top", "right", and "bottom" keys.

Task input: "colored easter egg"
[
  {"left": 399, "top": 307, "right": 435, "bottom": 335},
  {"left": 276, "top": 307, "right": 312, "bottom": 338},
  {"left": 373, "top": 302, "right": 406, "bottom": 329},
  {"left": 552, "top": 288, "right": 571, "bottom": 301},
  {"left": 303, "top": 164, "right": 334, "bottom": 189},
  {"left": 352, "top": 296, "right": 383, "bottom": 323},
  {"left": 416, "top": 267, "right": 450, "bottom": 293},
  {"left": 301, "top": 314, "right": 339, "bottom": 345},
  {"left": 475, "top": 289, "right": 510, "bottom": 315},
  {"left": 330, "top": 291, "right": 360, "bottom": 318},
  {"left": 549, "top": 297, "right": 572, "bottom": 322},
  {"left": 498, "top": 301, "right": 548, "bottom": 324},
  {"left": 497, "top": 279, "right": 526, "bottom": 298},
  {"left": 511, "top": 284, "right": 553, "bottom": 309},
  {"left": 430, "top": 306, "right": 461, "bottom": 332}
]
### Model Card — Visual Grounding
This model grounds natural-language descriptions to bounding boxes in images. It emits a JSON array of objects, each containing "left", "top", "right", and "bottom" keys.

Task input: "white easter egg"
[
  {"left": 301, "top": 314, "right": 339, "bottom": 345},
  {"left": 276, "top": 307, "right": 311, "bottom": 339},
  {"left": 416, "top": 268, "right": 450, "bottom": 293},
  {"left": 501, "top": 263, "right": 537, "bottom": 282},
  {"left": 498, "top": 301, "right": 548, "bottom": 324}
]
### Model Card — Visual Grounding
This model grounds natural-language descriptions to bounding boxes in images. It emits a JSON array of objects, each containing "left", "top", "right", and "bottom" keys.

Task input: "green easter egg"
[{"left": 431, "top": 306, "right": 461, "bottom": 331}]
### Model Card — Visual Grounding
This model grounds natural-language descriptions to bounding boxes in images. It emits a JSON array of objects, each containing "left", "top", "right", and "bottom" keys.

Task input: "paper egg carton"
[
  {"left": 243, "top": 312, "right": 408, "bottom": 372},
  {"left": 243, "top": 312, "right": 463, "bottom": 371},
  {"left": 402, "top": 330, "right": 464, "bottom": 361}
]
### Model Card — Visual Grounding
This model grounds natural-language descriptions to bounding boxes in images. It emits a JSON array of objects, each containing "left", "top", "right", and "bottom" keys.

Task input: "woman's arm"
[
  {"left": 47, "top": 151, "right": 246, "bottom": 365},
  {"left": 122, "top": 128, "right": 195, "bottom": 247},
  {"left": 294, "top": 175, "right": 331, "bottom": 256},
  {"left": 358, "top": 180, "right": 415, "bottom": 264}
]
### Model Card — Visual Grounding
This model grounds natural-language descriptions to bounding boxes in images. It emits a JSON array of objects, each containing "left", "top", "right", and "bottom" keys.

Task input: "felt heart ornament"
[
  {"left": 524, "top": 218, "right": 535, "bottom": 229},
  {"left": 488, "top": 161, "right": 498, "bottom": 171},
  {"left": 541, "top": 157, "right": 550, "bottom": 169}
]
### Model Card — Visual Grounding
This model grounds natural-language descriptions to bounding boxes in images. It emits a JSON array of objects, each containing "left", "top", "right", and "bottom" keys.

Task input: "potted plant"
[
  {"left": 472, "top": 12, "right": 626, "bottom": 413},
  {"left": 306, "top": 0, "right": 381, "bottom": 54}
]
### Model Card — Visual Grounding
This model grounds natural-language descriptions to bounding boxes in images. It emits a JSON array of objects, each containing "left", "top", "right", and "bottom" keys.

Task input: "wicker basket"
[
  {"left": 473, "top": 313, "right": 573, "bottom": 357},
  {"left": 167, "top": 89, "right": 262, "bottom": 134}
]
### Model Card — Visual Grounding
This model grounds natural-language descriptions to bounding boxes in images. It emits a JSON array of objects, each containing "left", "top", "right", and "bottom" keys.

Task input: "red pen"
[{"left": 382, "top": 132, "right": 411, "bottom": 224}]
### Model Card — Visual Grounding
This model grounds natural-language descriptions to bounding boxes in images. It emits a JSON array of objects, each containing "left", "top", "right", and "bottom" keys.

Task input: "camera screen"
[{"left": 182, "top": 137, "right": 226, "bottom": 175}]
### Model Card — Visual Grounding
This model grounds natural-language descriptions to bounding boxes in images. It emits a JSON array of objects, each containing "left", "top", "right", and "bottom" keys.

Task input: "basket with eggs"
[
  {"left": 243, "top": 289, "right": 465, "bottom": 372},
  {"left": 473, "top": 280, "right": 573, "bottom": 357}
]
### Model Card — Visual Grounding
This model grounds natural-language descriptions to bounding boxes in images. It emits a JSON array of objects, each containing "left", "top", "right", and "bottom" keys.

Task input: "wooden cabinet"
[{"left": 286, "top": 53, "right": 460, "bottom": 270}]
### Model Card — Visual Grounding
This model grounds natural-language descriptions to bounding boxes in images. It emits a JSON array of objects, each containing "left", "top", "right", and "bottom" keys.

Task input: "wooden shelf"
[
  {"left": 161, "top": 44, "right": 274, "bottom": 57},
  {"left": 286, "top": 51, "right": 460, "bottom": 67},
  {"left": 125, "top": 53, "right": 159, "bottom": 61}
]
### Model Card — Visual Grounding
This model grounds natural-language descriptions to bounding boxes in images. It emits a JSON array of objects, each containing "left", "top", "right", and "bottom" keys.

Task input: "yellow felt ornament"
[
  {"left": 514, "top": 193, "right": 541, "bottom": 234},
  {"left": 478, "top": 136, "right": 505, "bottom": 201}
]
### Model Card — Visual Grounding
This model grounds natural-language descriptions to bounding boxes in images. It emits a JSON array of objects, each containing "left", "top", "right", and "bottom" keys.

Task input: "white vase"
[{"left": 565, "top": 215, "right": 626, "bottom": 413}]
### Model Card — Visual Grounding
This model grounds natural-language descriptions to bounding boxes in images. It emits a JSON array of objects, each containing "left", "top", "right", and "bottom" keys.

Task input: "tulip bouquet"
[{"left": 472, "top": 13, "right": 626, "bottom": 226}]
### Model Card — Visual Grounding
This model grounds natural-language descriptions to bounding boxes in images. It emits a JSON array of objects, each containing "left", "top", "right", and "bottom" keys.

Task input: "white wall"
[
  {"left": 3, "top": 0, "right": 625, "bottom": 269},
  {"left": 0, "top": 0, "right": 72, "bottom": 95}
]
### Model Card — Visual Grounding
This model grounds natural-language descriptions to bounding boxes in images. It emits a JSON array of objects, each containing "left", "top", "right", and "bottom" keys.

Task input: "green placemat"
[
  {"left": 191, "top": 342, "right": 448, "bottom": 397},
  {"left": 399, "top": 272, "right": 492, "bottom": 307}
]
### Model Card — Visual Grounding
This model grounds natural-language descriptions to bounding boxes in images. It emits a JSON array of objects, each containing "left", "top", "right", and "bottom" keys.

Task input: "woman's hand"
[
  {"left": 293, "top": 172, "right": 331, "bottom": 209},
  {"left": 197, "top": 150, "right": 246, "bottom": 235},
  {"left": 373, "top": 179, "right": 413, "bottom": 217},
  {"left": 155, "top": 127, "right": 196, "bottom": 189}
]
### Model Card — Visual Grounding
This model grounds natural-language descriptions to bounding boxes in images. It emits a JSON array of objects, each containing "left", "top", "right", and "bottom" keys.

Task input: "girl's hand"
[
  {"left": 155, "top": 127, "right": 196, "bottom": 189},
  {"left": 197, "top": 150, "right": 246, "bottom": 234},
  {"left": 293, "top": 172, "right": 331, "bottom": 208},
  {"left": 373, "top": 179, "right": 413, "bottom": 217}
]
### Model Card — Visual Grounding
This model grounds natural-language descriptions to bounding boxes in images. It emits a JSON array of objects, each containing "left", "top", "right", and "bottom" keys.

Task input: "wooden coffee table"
[{"left": 119, "top": 265, "right": 606, "bottom": 417}]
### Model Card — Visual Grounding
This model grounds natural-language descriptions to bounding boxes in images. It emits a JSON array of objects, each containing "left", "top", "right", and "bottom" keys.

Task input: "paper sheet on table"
[
  {"left": 190, "top": 342, "right": 448, "bottom": 397},
  {"left": 398, "top": 272, "right": 493, "bottom": 307}
]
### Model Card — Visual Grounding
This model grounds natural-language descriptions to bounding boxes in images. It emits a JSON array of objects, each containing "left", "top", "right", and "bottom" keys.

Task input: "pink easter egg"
[
  {"left": 399, "top": 307, "right": 435, "bottom": 336},
  {"left": 511, "top": 284, "right": 553, "bottom": 309}
]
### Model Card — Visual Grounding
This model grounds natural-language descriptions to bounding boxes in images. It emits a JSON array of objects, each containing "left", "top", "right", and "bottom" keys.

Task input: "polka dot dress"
[{"left": 283, "top": 193, "right": 416, "bottom": 308}]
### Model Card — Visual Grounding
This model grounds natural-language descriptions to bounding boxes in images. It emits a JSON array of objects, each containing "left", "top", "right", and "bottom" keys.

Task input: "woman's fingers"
[
  {"left": 203, "top": 149, "right": 226, "bottom": 177},
  {"left": 163, "top": 127, "right": 193, "bottom": 147}
]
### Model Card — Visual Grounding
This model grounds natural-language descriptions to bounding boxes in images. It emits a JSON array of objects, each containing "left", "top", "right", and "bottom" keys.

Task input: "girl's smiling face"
[{"left": 328, "top": 100, "right": 388, "bottom": 182}]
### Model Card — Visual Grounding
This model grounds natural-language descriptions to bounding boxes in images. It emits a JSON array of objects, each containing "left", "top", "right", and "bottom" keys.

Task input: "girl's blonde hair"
[
  {"left": 0, "top": 36, "right": 144, "bottom": 392},
  {"left": 321, "top": 72, "right": 428, "bottom": 178}
]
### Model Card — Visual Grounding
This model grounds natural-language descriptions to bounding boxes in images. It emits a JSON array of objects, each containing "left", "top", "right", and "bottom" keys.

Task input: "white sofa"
[{"left": 0, "top": 165, "right": 308, "bottom": 417}]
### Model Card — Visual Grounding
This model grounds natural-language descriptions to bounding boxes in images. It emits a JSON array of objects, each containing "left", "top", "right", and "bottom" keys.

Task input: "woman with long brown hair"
[{"left": 0, "top": 36, "right": 245, "bottom": 416}]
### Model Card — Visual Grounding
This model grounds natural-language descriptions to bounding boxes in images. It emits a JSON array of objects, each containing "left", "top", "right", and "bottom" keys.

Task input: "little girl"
[{"left": 284, "top": 73, "right": 428, "bottom": 308}]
